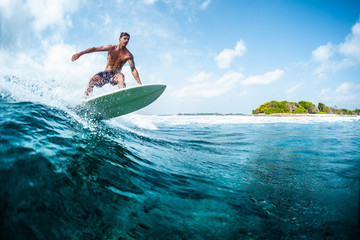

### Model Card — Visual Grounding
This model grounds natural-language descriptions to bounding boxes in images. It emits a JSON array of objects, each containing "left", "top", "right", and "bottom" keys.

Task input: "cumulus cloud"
[
  {"left": 215, "top": 40, "right": 247, "bottom": 69},
  {"left": 0, "top": 0, "right": 80, "bottom": 48},
  {"left": 0, "top": 0, "right": 29, "bottom": 48},
  {"left": 26, "top": 0, "right": 80, "bottom": 35},
  {"left": 241, "top": 69, "right": 284, "bottom": 86},
  {"left": 176, "top": 71, "right": 243, "bottom": 98},
  {"left": 312, "top": 43, "right": 333, "bottom": 62},
  {"left": 0, "top": 41, "right": 103, "bottom": 84},
  {"left": 319, "top": 82, "right": 360, "bottom": 104},
  {"left": 313, "top": 20, "right": 360, "bottom": 78},
  {"left": 338, "top": 21, "right": 360, "bottom": 61},
  {"left": 0, "top": 0, "right": 89, "bottom": 93}
]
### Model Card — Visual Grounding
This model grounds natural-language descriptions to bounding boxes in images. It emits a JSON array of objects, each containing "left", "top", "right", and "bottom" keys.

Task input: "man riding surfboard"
[{"left": 71, "top": 32, "right": 142, "bottom": 96}]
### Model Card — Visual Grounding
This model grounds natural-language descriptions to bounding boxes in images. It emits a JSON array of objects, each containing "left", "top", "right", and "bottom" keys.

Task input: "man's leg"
[
  {"left": 85, "top": 75, "right": 102, "bottom": 96},
  {"left": 113, "top": 73, "right": 126, "bottom": 89}
]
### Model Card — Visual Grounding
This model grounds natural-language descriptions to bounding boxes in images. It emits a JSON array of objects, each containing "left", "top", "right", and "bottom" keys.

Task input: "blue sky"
[{"left": 1, "top": 0, "right": 360, "bottom": 114}]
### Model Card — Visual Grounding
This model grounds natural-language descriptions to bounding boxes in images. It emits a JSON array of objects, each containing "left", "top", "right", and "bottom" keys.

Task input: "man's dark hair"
[{"left": 120, "top": 32, "right": 130, "bottom": 38}]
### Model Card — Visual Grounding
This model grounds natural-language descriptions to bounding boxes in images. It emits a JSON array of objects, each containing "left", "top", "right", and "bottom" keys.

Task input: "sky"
[{"left": 1, "top": 0, "right": 360, "bottom": 114}]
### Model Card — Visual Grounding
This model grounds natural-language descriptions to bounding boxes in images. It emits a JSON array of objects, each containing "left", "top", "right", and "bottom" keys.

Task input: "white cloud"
[
  {"left": 313, "top": 20, "right": 360, "bottom": 78},
  {"left": 0, "top": 0, "right": 29, "bottom": 48},
  {"left": 339, "top": 22, "right": 360, "bottom": 61},
  {"left": 43, "top": 43, "right": 103, "bottom": 79},
  {"left": 176, "top": 71, "right": 243, "bottom": 98},
  {"left": 241, "top": 69, "right": 284, "bottom": 86},
  {"left": 215, "top": 40, "right": 247, "bottom": 69},
  {"left": 187, "top": 71, "right": 213, "bottom": 83},
  {"left": 0, "top": 0, "right": 20, "bottom": 18},
  {"left": 286, "top": 82, "right": 302, "bottom": 94},
  {"left": 0, "top": 41, "right": 107, "bottom": 104},
  {"left": 201, "top": 0, "right": 211, "bottom": 9},
  {"left": 0, "top": 0, "right": 81, "bottom": 48},
  {"left": 319, "top": 82, "right": 360, "bottom": 104},
  {"left": 312, "top": 43, "right": 333, "bottom": 62},
  {"left": 26, "top": 0, "right": 80, "bottom": 35},
  {"left": 217, "top": 71, "right": 244, "bottom": 88},
  {"left": 0, "top": 41, "right": 103, "bottom": 84},
  {"left": 144, "top": 0, "right": 157, "bottom": 4}
]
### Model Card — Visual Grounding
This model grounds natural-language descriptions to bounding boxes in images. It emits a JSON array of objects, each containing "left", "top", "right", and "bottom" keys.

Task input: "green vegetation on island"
[{"left": 253, "top": 101, "right": 360, "bottom": 115}]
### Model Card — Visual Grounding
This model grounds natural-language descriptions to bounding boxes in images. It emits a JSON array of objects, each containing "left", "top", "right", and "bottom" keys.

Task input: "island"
[{"left": 252, "top": 101, "right": 360, "bottom": 115}]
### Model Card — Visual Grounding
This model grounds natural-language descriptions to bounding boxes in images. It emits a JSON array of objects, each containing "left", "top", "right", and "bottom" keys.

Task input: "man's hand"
[{"left": 71, "top": 53, "right": 81, "bottom": 62}]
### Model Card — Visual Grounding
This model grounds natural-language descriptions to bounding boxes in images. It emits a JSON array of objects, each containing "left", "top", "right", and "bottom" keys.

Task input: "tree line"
[{"left": 253, "top": 101, "right": 360, "bottom": 115}]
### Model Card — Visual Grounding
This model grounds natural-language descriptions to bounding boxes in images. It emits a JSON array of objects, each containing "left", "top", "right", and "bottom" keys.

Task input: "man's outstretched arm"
[{"left": 71, "top": 45, "right": 112, "bottom": 61}]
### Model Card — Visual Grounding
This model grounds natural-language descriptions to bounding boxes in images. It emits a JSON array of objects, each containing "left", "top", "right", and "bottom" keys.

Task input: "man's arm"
[
  {"left": 71, "top": 45, "right": 112, "bottom": 62},
  {"left": 128, "top": 55, "right": 142, "bottom": 85}
]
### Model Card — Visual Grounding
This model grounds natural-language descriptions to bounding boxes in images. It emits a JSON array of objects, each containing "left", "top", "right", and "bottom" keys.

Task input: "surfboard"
[{"left": 76, "top": 84, "right": 166, "bottom": 120}]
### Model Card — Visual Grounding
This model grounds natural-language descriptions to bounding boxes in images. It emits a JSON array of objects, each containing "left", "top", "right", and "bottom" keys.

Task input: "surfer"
[{"left": 71, "top": 32, "right": 142, "bottom": 96}]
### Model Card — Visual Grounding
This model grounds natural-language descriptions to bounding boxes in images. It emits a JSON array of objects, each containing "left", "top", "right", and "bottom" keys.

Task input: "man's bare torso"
[{"left": 105, "top": 45, "right": 132, "bottom": 72}]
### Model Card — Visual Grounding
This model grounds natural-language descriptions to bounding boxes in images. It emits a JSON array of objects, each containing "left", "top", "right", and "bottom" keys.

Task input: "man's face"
[{"left": 119, "top": 36, "right": 130, "bottom": 47}]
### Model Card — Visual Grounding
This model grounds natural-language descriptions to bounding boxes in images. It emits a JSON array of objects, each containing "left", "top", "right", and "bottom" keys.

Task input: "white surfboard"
[{"left": 76, "top": 84, "right": 166, "bottom": 120}]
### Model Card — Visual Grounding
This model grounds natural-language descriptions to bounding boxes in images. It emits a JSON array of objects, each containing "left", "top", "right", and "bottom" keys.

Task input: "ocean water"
[{"left": 1, "top": 78, "right": 360, "bottom": 239}]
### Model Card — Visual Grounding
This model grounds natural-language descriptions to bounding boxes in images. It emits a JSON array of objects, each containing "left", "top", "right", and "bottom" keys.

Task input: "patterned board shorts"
[{"left": 94, "top": 70, "right": 121, "bottom": 87}]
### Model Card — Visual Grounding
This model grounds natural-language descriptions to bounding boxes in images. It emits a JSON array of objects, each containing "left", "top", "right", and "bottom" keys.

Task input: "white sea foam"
[{"left": 115, "top": 114, "right": 360, "bottom": 127}]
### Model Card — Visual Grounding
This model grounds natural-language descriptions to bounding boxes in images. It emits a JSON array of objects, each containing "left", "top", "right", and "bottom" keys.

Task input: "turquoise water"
[{"left": 1, "top": 96, "right": 360, "bottom": 239}]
